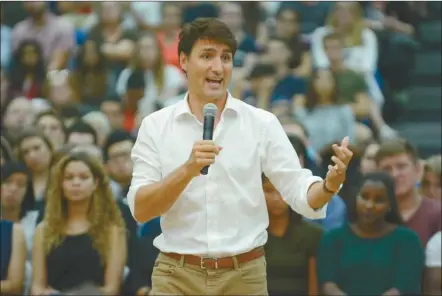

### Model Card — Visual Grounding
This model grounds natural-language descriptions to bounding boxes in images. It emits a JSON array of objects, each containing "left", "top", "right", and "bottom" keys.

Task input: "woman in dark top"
[
  {"left": 9, "top": 40, "right": 46, "bottom": 99},
  {"left": 263, "top": 175, "right": 323, "bottom": 296},
  {"left": 31, "top": 152, "right": 127, "bottom": 295},
  {"left": 317, "top": 172, "right": 424, "bottom": 295},
  {"left": 0, "top": 220, "right": 27, "bottom": 295}
]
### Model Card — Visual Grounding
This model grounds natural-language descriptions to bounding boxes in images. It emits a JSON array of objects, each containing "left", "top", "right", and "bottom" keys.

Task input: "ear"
[{"left": 179, "top": 52, "right": 188, "bottom": 73}]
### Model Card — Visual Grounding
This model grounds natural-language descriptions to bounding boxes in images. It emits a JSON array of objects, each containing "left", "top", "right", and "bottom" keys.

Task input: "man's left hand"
[{"left": 325, "top": 137, "right": 353, "bottom": 192}]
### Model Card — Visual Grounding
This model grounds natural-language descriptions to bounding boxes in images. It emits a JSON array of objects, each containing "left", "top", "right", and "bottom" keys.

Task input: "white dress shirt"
[
  {"left": 127, "top": 92, "right": 327, "bottom": 257},
  {"left": 426, "top": 231, "right": 441, "bottom": 267}
]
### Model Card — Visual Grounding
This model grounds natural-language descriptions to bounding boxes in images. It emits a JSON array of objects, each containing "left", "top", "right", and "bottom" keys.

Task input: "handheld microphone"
[{"left": 201, "top": 103, "right": 218, "bottom": 175}]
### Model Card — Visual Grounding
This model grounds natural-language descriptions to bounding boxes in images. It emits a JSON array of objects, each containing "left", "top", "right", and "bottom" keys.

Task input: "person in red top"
[
  {"left": 156, "top": 3, "right": 182, "bottom": 69},
  {"left": 122, "top": 69, "right": 145, "bottom": 133},
  {"left": 376, "top": 138, "right": 441, "bottom": 247}
]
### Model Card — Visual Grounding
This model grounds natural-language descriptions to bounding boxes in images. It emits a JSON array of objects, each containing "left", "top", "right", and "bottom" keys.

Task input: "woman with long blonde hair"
[
  {"left": 311, "top": 2, "right": 384, "bottom": 106},
  {"left": 31, "top": 152, "right": 127, "bottom": 295}
]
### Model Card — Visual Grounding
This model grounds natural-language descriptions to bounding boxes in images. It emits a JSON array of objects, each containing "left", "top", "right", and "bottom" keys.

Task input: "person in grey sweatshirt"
[{"left": 294, "top": 68, "right": 355, "bottom": 152}]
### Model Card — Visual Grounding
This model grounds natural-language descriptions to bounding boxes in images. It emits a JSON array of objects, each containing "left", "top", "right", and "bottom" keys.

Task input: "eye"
[
  {"left": 222, "top": 55, "right": 232, "bottom": 62},
  {"left": 201, "top": 54, "right": 210, "bottom": 60}
]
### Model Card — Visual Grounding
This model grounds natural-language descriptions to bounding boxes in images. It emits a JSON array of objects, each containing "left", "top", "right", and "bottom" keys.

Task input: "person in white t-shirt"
[{"left": 424, "top": 231, "right": 441, "bottom": 295}]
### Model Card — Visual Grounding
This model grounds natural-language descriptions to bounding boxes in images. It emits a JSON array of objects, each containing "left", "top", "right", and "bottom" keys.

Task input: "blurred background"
[{"left": 0, "top": 1, "right": 441, "bottom": 296}]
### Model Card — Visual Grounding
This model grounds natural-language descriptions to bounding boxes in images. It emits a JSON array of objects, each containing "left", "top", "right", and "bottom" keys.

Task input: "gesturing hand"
[
  {"left": 325, "top": 137, "right": 354, "bottom": 192},
  {"left": 185, "top": 140, "right": 223, "bottom": 177}
]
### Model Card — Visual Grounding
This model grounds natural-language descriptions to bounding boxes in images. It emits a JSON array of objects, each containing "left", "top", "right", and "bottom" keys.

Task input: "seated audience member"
[
  {"left": 16, "top": 129, "right": 54, "bottom": 207},
  {"left": 0, "top": 136, "right": 14, "bottom": 166},
  {"left": 2, "top": 96, "right": 36, "bottom": 142},
  {"left": 266, "top": 6, "right": 312, "bottom": 77},
  {"left": 323, "top": 32, "right": 397, "bottom": 140},
  {"left": 72, "top": 40, "right": 109, "bottom": 107},
  {"left": 115, "top": 31, "right": 186, "bottom": 117},
  {"left": 360, "top": 140, "right": 380, "bottom": 174},
  {"left": 255, "top": 38, "right": 306, "bottom": 114},
  {"left": 82, "top": 111, "right": 112, "bottom": 147},
  {"left": 278, "top": 1, "right": 332, "bottom": 36},
  {"left": 31, "top": 152, "right": 127, "bottom": 295},
  {"left": 12, "top": 2, "right": 75, "bottom": 70},
  {"left": 35, "top": 110, "right": 67, "bottom": 151},
  {"left": 1, "top": 161, "right": 37, "bottom": 258},
  {"left": 294, "top": 69, "right": 355, "bottom": 152},
  {"left": 219, "top": 2, "right": 259, "bottom": 73},
  {"left": 120, "top": 69, "right": 146, "bottom": 133},
  {"left": 376, "top": 139, "right": 442, "bottom": 247},
  {"left": 66, "top": 120, "right": 98, "bottom": 147},
  {"left": 421, "top": 154, "right": 441, "bottom": 202},
  {"left": 318, "top": 172, "right": 424, "bottom": 295},
  {"left": 424, "top": 231, "right": 441, "bottom": 296},
  {"left": 103, "top": 130, "right": 135, "bottom": 199},
  {"left": 9, "top": 40, "right": 46, "bottom": 99},
  {"left": 156, "top": 3, "right": 182, "bottom": 69},
  {"left": 100, "top": 96, "right": 125, "bottom": 131},
  {"left": 0, "top": 220, "right": 27, "bottom": 295},
  {"left": 365, "top": 2, "right": 418, "bottom": 93},
  {"left": 263, "top": 175, "right": 323, "bottom": 296}
]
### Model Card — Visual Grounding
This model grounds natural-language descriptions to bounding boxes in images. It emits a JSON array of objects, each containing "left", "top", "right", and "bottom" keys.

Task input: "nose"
[
  {"left": 210, "top": 57, "right": 223, "bottom": 74},
  {"left": 364, "top": 199, "right": 375, "bottom": 209}
]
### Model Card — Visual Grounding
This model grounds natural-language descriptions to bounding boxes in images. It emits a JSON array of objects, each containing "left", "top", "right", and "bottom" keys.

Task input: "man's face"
[
  {"left": 4, "top": 98, "right": 35, "bottom": 133},
  {"left": 325, "top": 39, "right": 343, "bottom": 64},
  {"left": 180, "top": 40, "right": 233, "bottom": 102},
  {"left": 377, "top": 153, "right": 420, "bottom": 199},
  {"left": 24, "top": 2, "right": 47, "bottom": 18},
  {"left": 106, "top": 140, "right": 134, "bottom": 185},
  {"left": 101, "top": 101, "right": 124, "bottom": 130},
  {"left": 67, "top": 132, "right": 95, "bottom": 147},
  {"left": 219, "top": 3, "right": 243, "bottom": 32}
]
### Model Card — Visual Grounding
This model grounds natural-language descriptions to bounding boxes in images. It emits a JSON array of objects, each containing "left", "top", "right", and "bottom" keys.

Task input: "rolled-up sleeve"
[
  {"left": 126, "top": 116, "right": 162, "bottom": 217},
  {"left": 262, "top": 114, "right": 327, "bottom": 219}
]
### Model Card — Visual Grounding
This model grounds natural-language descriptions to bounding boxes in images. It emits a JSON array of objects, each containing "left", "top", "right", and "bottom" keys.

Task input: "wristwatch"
[{"left": 323, "top": 181, "right": 343, "bottom": 195}]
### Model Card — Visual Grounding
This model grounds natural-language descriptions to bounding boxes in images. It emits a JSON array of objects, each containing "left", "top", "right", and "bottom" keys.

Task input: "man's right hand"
[{"left": 185, "top": 140, "right": 223, "bottom": 177}]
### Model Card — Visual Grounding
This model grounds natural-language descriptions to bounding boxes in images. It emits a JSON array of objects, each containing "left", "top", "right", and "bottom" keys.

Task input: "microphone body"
[{"left": 200, "top": 103, "right": 218, "bottom": 175}]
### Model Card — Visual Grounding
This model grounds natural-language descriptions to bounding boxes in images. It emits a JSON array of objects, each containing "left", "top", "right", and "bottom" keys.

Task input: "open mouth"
[{"left": 205, "top": 78, "right": 223, "bottom": 87}]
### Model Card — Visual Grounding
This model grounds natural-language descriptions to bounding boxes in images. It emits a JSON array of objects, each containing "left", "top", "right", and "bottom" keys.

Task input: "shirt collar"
[{"left": 174, "top": 91, "right": 241, "bottom": 119}]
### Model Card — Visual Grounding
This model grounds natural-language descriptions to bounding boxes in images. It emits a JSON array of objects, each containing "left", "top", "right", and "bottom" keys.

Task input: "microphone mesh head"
[{"left": 203, "top": 103, "right": 218, "bottom": 117}]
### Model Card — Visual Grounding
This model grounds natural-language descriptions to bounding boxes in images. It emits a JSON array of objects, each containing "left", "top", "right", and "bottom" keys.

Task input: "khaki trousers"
[{"left": 150, "top": 252, "right": 268, "bottom": 295}]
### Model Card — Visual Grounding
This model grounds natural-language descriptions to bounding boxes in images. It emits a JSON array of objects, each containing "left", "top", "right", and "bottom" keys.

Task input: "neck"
[
  {"left": 397, "top": 190, "right": 421, "bottom": 213},
  {"left": 103, "top": 23, "right": 119, "bottom": 32},
  {"left": 32, "top": 13, "right": 47, "bottom": 27},
  {"left": 355, "top": 220, "right": 389, "bottom": 237},
  {"left": 187, "top": 92, "right": 228, "bottom": 122},
  {"left": 1, "top": 207, "right": 21, "bottom": 222},
  {"left": 67, "top": 200, "right": 90, "bottom": 221},
  {"left": 33, "top": 170, "right": 49, "bottom": 183},
  {"left": 330, "top": 60, "right": 345, "bottom": 72},
  {"left": 268, "top": 210, "right": 290, "bottom": 235}
]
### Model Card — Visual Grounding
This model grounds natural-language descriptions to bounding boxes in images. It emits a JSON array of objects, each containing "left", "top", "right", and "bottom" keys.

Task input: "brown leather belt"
[{"left": 163, "top": 247, "right": 265, "bottom": 269}]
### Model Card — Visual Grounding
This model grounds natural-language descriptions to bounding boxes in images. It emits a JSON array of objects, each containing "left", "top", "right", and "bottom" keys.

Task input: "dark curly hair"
[{"left": 178, "top": 18, "right": 237, "bottom": 61}]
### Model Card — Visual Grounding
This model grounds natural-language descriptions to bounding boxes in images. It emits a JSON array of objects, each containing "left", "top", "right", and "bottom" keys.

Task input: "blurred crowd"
[{"left": 0, "top": 1, "right": 441, "bottom": 296}]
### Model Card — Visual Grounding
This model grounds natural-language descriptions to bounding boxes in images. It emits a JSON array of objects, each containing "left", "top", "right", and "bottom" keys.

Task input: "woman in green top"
[
  {"left": 263, "top": 175, "right": 324, "bottom": 296},
  {"left": 317, "top": 172, "right": 424, "bottom": 296}
]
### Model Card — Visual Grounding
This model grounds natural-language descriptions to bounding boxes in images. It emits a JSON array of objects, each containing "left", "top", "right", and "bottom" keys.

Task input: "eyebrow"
[{"left": 200, "top": 48, "right": 232, "bottom": 54}]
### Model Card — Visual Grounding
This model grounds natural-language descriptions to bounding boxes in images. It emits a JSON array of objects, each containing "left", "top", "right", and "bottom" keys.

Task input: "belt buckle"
[{"left": 200, "top": 257, "right": 218, "bottom": 269}]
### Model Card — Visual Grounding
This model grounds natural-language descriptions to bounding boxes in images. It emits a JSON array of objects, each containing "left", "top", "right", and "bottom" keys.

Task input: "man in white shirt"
[
  {"left": 127, "top": 18, "right": 353, "bottom": 295},
  {"left": 424, "top": 231, "right": 441, "bottom": 295}
]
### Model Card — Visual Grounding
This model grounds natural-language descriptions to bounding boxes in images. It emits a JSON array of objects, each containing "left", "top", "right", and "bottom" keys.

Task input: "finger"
[
  {"left": 331, "top": 156, "right": 347, "bottom": 172},
  {"left": 196, "top": 144, "right": 222, "bottom": 154},
  {"left": 341, "top": 136, "right": 349, "bottom": 149},
  {"left": 332, "top": 144, "right": 346, "bottom": 160},
  {"left": 196, "top": 158, "right": 215, "bottom": 167},
  {"left": 327, "top": 164, "right": 338, "bottom": 178},
  {"left": 342, "top": 147, "right": 353, "bottom": 158},
  {"left": 195, "top": 151, "right": 216, "bottom": 160}
]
